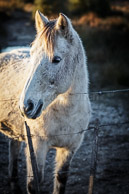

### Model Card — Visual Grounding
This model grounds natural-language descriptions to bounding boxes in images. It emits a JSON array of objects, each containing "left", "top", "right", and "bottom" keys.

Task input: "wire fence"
[
  {"left": 0, "top": 88, "right": 129, "bottom": 101},
  {"left": 1, "top": 120, "right": 129, "bottom": 140},
  {"left": 0, "top": 119, "right": 129, "bottom": 193},
  {"left": 0, "top": 87, "right": 129, "bottom": 194}
]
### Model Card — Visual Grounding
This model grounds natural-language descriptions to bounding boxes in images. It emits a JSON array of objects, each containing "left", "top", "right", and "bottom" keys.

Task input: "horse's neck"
[
  {"left": 68, "top": 42, "right": 88, "bottom": 96},
  {"left": 58, "top": 58, "right": 89, "bottom": 107},
  {"left": 71, "top": 61, "right": 88, "bottom": 94},
  {"left": 69, "top": 36, "right": 88, "bottom": 95}
]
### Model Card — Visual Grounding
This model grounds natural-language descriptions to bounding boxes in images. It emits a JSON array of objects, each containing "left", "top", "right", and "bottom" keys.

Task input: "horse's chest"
[
  {"left": 46, "top": 111, "right": 85, "bottom": 148},
  {"left": 43, "top": 104, "right": 86, "bottom": 138}
]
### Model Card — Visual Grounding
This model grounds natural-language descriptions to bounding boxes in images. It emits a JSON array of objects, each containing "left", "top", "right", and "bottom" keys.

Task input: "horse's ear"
[
  {"left": 56, "top": 13, "right": 72, "bottom": 34},
  {"left": 35, "top": 10, "right": 48, "bottom": 33}
]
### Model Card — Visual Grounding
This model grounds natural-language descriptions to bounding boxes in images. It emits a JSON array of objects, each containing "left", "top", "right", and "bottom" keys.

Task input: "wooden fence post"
[
  {"left": 24, "top": 121, "right": 40, "bottom": 194},
  {"left": 88, "top": 119, "right": 99, "bottom": 194}
]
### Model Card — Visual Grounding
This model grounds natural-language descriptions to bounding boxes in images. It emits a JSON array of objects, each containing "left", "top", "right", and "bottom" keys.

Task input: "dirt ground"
[{"left": 0, "top": 10, "right": 129, "bottom": 194}]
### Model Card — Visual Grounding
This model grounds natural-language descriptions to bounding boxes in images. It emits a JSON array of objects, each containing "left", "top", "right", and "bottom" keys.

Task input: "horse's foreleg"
[
  {"left": 25, "top": 143, "right": 33, "bottom": 194},
  {"left": 25, "top": 139, "right": 48, "bottom": 193},
  {"left": 35, "top": 140, "right": 48, "bottom": 186},
  {"left": 8, "top": 139, "right": 21, "bottom": 192},
  {"left": 53, "top": 148, "right": 74, "bottom": 194}
]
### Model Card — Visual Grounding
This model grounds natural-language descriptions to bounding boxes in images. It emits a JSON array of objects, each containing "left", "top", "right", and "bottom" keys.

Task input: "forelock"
[{"left": 41, "top": 20, "right": 57, "bottom": 60}]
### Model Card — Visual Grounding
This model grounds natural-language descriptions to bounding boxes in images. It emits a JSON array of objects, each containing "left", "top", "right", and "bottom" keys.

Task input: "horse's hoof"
[{"left": 28, "top": 180, "right": 35, "bottom": 194}]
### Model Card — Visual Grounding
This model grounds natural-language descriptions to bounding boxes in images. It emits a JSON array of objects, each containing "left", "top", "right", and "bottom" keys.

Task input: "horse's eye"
[{"left": 52, "top": 56, "right": 62, "bottom": 63}]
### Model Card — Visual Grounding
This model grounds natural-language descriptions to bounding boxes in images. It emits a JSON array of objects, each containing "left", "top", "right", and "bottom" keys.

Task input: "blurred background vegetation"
[
  {"left": 0, "top": 0, "right": 129, "bottom": 90},
  {"left": 0, "top": 0, "right": 110, "bottom": 16}
]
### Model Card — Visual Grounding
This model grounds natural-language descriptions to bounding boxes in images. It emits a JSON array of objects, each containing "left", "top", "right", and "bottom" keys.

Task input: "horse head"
[{"left": 20, "top": 11, "right": 83, "bottom": 119}]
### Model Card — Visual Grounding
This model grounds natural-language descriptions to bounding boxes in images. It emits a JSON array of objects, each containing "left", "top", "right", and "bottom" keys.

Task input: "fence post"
[
  {"left": 24, "top": 121, "right": 40, "bottom": 194},
  {"left": 88, "top": 119, "right": 99, "bottom": 194}
]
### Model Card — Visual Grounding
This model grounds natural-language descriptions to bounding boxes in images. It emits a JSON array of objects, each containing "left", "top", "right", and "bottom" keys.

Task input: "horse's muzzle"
[{"left": 24, "top": 99, "right": 43, "bottom": 119}]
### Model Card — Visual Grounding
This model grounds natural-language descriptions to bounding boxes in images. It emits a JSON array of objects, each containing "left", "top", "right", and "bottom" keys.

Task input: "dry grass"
[{"left": 74, "top": 12, "right": 129, "bottom": 30}]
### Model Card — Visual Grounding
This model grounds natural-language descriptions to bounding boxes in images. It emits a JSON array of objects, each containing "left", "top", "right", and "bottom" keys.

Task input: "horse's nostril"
[
  {"left": 32, "top": 101, "right": 43, "bottom": 119},
  {"left": 24, "top": 99, "right": 43, "bottom": 119},
  {"left": 24, "top": 100, "right": 34, "bottom": 114}
]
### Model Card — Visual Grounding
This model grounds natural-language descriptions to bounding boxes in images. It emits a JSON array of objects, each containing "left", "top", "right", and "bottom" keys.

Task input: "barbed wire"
[
  {"left": 0, "top": 120, "right": 129, "bottom": 181},
  {"left": 0, "top": 98, "right": 19, "bottom": 102},
  {"left": 0, "top": 121, "right": 129, "bottom": 190},
  {"left": 0, "top": 120, "right": 129, "bottom": 140},
  {"left": 89, "top": 88, "right": 129, "bottom": 95},
  {"left": 0, "top": 88, "right": 129, "bottom": 102}
]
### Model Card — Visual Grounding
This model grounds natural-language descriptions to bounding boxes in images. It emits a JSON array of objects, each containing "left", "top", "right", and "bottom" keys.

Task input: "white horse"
[{"left": 0, "top": 11, "right": 91, "bottom": 194}]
